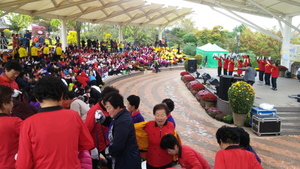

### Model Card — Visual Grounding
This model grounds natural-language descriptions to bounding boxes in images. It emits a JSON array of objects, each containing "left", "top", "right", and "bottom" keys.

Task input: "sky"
[{"left": 148, "top": 0, "right": 300, "bottom": 31}]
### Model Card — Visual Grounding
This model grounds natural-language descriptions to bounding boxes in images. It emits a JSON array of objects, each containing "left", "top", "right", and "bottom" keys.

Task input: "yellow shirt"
[
  {"left": 119, "top": 43, "right": 124, "bottom": 48},
  {"left": 18, "top": 47, "right": 27, "bottom": 58},
  {"left": 55, "top": 47, "right": 62, "bottom": 55},
  {"left": 43, "top": 47, "right": 49, "bottom": 54},
  {"left": 31, "top": 46, "right": 41, "bottom": 56}
]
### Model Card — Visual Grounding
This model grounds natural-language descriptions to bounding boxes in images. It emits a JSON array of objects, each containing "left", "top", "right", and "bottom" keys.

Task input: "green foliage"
[
  {"left": 183, "top": 33, "right": 197, "bottom": 45},
  {"left": 183, "top": 43, "right": 196, "bottom": 56},
  {"left": 228, "top": 81, "right": 255, "bottom": 114},
  {"left": 194, "top": 54, "right": 203, "bottom": 65},
  {"left": 5, "top": 13, "right": 32, "bottom": 32},
  {"left": 194, "top": 26, "right": 228, "bottom": 48}
]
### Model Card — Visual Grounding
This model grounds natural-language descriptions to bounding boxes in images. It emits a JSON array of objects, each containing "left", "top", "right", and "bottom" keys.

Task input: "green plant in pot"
[{"left": 228, "top": 81, "right": 255, "bottom": 127}]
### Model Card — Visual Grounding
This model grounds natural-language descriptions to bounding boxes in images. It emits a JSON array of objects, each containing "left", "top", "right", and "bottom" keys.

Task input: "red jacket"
[
  {"left": 228, "top": 60, "right": 235, "bottom": 71},
  {"left": 16, "top": 107, "right": 94, "bottom": 169},
  {"left": 0, "top": 75, "right": 19, "bottom": 90},
  {"left": 76, "top": 72, "right": 90, "bottom": 88},
  {"left": 178, "top": 145, "right": 210, "bottom": 169},
  {"left": 85, "top": 103, "right": 109, "bottom": 152},
  {"left": 0, "top": 114, "right": 22, "bottom": 169},
  {"left": 144, "top": 121, "right": 174, "bottom": 167},
  {"left": 237, "top": 60, "right": 243, "bottom": 74},
  {"left": 222, "top": 58, "right": 229, "bottom": 69},
  {"left": 214, "top": 145, "right": 263, "bottom": 169},
  {"left": 257, "top": 60, "right": 266, "bottom": 71},
  {"left": 265, "top": 60, "right": 272, "bottom": 73},
  {"left": 270, "top": 65, "right": 279, "bottom": 78},
  {"left": 215, "top": 57, "right": 222, "bottom": 67}
]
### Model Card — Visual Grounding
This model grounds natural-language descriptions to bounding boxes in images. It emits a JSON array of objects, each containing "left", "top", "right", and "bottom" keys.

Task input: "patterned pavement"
[{"left": 105, "top": 69, "right": 300, "bottom": 169}]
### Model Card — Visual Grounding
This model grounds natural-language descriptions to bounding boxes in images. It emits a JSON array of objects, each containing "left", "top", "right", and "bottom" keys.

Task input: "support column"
[
  {"left": 158, "top": 27, "right": 163, "bottom": 40},
  {"left": 281, "top": 16, "right": 293, "bottom": 69},
  {"left": 118, "top": 25, "right": 123, "bottom": 43},
  {"left": 61, "top": 19, "right": 67, "bottom": 51}
]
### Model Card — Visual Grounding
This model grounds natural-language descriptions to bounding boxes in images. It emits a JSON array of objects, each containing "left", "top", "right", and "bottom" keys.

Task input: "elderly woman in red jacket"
[{"left": 144, "top": 103, "right": 175, "bottom": 169}]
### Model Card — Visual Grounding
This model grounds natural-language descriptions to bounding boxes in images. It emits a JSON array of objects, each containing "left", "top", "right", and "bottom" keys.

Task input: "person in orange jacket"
[
  {"left": 264, "top": 57, "right": 272, "bottom": 86},
  {"left": 269, "top": 62, "right": 279, "bottom": 91}
]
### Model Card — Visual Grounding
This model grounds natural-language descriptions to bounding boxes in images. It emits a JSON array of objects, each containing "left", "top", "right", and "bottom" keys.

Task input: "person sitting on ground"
[
  {"left": 62, "top": 91, "right": 90, "bottom": 121},
  {"left": 162, "top": 98, "right": 176, "bottom": 128},
  {"left": 160, "top": 134, "right": 211, "bottom": 169},
  {"left": 214, "top": 125, "right": 263, "bottom": 169},
  {"left": 236, "top": 127, "right": 261, "bottom": 163},
  {"left": 127, "top": 95, "right": 144, "bottom": 123}
]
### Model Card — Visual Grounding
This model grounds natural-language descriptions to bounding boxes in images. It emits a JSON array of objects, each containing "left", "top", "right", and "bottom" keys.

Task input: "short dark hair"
[
  {"left": 247, "top": 63, "right": 252, "bottom": 67},
  {"left": 160, "top": 134, "right": 179, "bottom": 150},
  {"left": 33, "top": 75, "right": 67, "bottom": 103},
  {"left": 100, "top": 86, "right": 119, "bottom": 100},
  {"left": 216, "top": 125, "right": 240, "bottom": 145},
  {"left": 64, "top": 91, "right": 76, "bottom": 100},
  {"left": 153, "top": 103, "right": 170, "bottom": 116},
  {"left": 5, "top": 60, "right": 22, "bottom": 72},
  {"left": 127, "top": 95, "right": 140, "bottom": 109},
  {"left": 162, "top": 98, "right": 174, "bottom": 112},
  {"left": 0, "top": 85, "right": 13, "bottom": 109},
  {"left": 235, "top": 127, "right": 250, "bottom": 148},
  {"left": 103, "top": 92, "right": 124, "bottom": 109}
]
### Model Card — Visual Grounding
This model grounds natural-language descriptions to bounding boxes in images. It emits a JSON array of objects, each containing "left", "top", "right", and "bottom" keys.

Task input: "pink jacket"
[{"left": 78, "top": 150, "right": 92, "bottom": 169}]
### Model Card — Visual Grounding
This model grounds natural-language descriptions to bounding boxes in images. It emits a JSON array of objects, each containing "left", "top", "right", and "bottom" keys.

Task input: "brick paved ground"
[{"left": 106, "top": 69, "right": 300, "bottom": 169}]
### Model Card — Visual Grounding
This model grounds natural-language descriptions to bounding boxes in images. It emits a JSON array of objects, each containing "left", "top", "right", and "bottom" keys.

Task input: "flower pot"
[
  {"left": 204, "top": 100, "right": 216, "bottom": 108},
  {"left": 232, "top": 112, "right": 247, "bottom": 127}
]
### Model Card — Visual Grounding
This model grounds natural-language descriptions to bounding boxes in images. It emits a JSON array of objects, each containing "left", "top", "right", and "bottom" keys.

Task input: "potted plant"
[
  {"left": 180, "top": 71, "right": 190, "bottom": 76},
  {"left": 202, "top": 93, "right": 217, "bottom": 108},
  {"left": 222, "top": 115, "right": 233, "bottom": 124},
  {"left": 187, "top": 80, "right": 200, "bottom": 89},
  {"left": 228, "top": 81, "right": 255, "bottom": 127},
  {"left": 191, "top": 83, "right": 205, "bottom": 95},
  {"left": 196, "top": 90, "right": 209, "bottom": 101}
]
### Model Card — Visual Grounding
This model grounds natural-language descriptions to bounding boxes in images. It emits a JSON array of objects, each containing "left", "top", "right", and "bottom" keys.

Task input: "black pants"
[
  {"left": 146, "top": 162, "right": 172, "bottom": 169},
  {"left": 265, "top": 73, "right": 271, "bottom": 85},
  {"left": 271, "top": 77, "right": 277, "bottom": 89},
  {"left": 223, "top": 69, "right": 228, "bottom": 75},
  {"left": 229, "top": 71, "right": 233, "bottom": 76},
  {"left": 259, "top": 70, "right": 265, "bottom": 81},
  {"left": 217, "top": 66, "right": 222, "bottom": 76}
]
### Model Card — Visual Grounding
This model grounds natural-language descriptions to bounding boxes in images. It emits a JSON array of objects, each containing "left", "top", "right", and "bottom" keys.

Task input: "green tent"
[{"left": 196, "top": 43, "right": 229, "bottom": 68}]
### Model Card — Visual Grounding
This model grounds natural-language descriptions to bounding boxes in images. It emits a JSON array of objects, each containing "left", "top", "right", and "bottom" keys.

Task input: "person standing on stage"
[
  {"left": 214, "top": 55, "right": 222, "bottom": 76},
  {"left": 256, "top": 56, "right": 266, "bottom": 82}
]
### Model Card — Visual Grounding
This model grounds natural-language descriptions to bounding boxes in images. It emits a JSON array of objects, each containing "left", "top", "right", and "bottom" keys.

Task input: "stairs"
[{"left": 275, "top": 107, "right": 300, "bottom": 135}]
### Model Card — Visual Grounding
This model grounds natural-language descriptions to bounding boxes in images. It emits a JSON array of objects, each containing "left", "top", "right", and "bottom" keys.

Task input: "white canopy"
[{"left": 0, "top": 0, "right": 193, "bottom": 28}]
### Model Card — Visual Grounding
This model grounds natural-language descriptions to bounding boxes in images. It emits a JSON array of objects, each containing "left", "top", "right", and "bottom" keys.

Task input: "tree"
[
  {"left": 183, "top": 43, "right": 196, "bottom": 56},
  {"left": 183, "top": 33, "right": 197, "bottom": 45},
  {"left": 174, "top": 18, "right": 196, "bottom": 33},
  {"left": 5, "top": 13, "right": 32, "bottom": 32},
  {"left": 194, "top": 26, "right": 228, "bottom": 48}
]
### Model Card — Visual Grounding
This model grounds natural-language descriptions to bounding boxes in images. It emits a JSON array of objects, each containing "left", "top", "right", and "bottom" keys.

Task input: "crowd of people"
[
  {"left": 0, "top": 33, "right": 265, "bottom": 169},
  {"left": 0, "top": 61, "right": 264, "bottom": 169},
  {"left": 214, "top": 55, "right": 279, "bottom": 90}
]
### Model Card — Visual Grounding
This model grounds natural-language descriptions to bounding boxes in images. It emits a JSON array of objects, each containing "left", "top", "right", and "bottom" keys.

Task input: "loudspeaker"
[
  {"left": 188, "top": 59, "right": 197, "bottom": 73},
  {"left": 209, "top": 78, "right": 219, "bottom": 85},
  {"left": 219, "top": 75, "right": 233, "bottom": 101},
  {"left": 232, "top": 76, "right": 244, "bottom": 83},
  {"left": 202, "top": 73, "right": 211, "bottom": 84}
]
